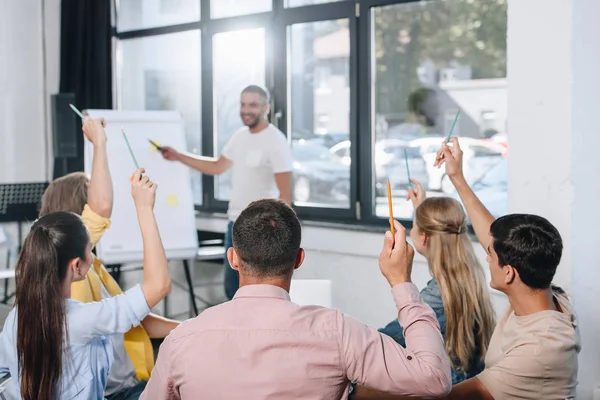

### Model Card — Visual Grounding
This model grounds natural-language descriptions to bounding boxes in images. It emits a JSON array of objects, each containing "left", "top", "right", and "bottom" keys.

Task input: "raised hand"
[
  {"left": 82, "top": 118, "right": 107, "bottom": 145},
  {"left": 440, "top": 137, "right": 464, "bottom": 179},
  {"left": 378, "top": 220, "right": 415, "bottom": 287},
  {"left": 159, "top": 146, "right": 180, "bottom": 161},
  {"left": 405, "top": 179, "right": 426, "bottom": 209},
  {"left": 131, "top": 168, "right": 157, "bottom": 210}
]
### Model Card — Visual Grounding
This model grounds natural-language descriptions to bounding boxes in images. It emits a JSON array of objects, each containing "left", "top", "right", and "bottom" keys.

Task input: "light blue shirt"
[{"left": 0, "top": 284, "right": 150, "bottom": 399}]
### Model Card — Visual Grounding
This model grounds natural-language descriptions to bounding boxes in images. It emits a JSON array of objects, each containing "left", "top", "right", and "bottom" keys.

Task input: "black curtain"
[{"left": 57, "top": 0, "right": 112, "bottom": 175}]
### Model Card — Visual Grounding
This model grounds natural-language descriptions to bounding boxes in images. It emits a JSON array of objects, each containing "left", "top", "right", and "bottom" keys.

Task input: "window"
[
  {"left": 371, "top": 0, "right": 507, "bottom": 220},
  {"left": 210, "top": 0, "right": 271, "bottom": 19},
  {"left": 114, "top": 0, "right": 507, "bottom": 226},
  {"left": 117, "top": 31, "right": 203, "bottom": 204},
  {"left": 288, "top": 19, "right": 351, "bottom": 208},
  {"left": 212, "top": 28, "right": 266, "bottom": 201},
  {"left": 117, "top": 0, "right": 200, "bottom": 31},
  {"left": 286, "top": 0, "right": 346, "bottom": 8}
]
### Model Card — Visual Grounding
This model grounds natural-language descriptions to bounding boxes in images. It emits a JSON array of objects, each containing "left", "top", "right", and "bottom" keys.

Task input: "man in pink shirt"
[{"left": 141, "top": 199, "right": 451, "bottom": 399}]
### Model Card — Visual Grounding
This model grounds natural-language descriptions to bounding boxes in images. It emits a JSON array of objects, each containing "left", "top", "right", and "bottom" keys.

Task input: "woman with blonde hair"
[
  {"left": 350, "top": 180, "right": 495, "bottom": 400},
  {"left": 385, "top": 180, "right": 495, "bottom": 383}
]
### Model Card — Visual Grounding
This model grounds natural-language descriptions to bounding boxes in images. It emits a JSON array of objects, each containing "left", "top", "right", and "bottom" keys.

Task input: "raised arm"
[
  {"left": 344, "top": 222, "right": 451, "bottom": 397},
  {"left": 435, "top": 138, "right": 496, "bottom": 251},
  {"left": 160, "top": 146, "right": 232, "bottom": 176},
  {"left": 130, "top": 168, "right": 172, "bottom": 308},
  {"left": 83, "top": 118, "right": 113, "bottom": 218}
]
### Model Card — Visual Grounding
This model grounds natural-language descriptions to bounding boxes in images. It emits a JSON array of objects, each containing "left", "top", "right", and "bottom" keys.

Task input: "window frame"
[{"left": 113, "top": 0, "right": 506, "bottom": 231}]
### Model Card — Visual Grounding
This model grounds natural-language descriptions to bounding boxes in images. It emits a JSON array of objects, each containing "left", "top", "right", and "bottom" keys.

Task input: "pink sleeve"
[
  {"left": 140, "top": 336, "right": 179, "bottom": 400},
  {"left": 339, "top": 283, "right": 451, "bottom": 397}
]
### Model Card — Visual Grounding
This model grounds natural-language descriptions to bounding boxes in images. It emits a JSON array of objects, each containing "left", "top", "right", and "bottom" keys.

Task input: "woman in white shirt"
[{"left": 0, "top": 168, "right": 171, "bottom": 400}]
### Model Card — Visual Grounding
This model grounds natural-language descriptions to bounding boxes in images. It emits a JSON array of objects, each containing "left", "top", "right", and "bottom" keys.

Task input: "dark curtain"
[{"left": 57, "top": 0, "right": 112, "bottom": 176}]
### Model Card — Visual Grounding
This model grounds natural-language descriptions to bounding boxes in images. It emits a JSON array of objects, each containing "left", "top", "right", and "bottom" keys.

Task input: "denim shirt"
[
  {"left": 0, "top": 285, "right": 150, "bottom": 399},
  {"left": 379, "top": 279, "right": 484, "bottom": 385}
]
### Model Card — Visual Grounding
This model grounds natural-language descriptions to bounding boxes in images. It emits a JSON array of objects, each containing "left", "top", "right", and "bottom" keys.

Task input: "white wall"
[
  {"left": 508, "top": 0, "right": 600, "bottom": 398},
  {"left": 0, "top": 0, "right": 60, "bottom": 184},
  {"left": 0, "top": 0, "right": 60, "bottom": 252}
]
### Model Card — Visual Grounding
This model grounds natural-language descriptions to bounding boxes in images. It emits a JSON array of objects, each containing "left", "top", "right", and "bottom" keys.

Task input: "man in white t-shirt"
[{"left": 160, "top": 85, "right": 293, "bottom": 299}]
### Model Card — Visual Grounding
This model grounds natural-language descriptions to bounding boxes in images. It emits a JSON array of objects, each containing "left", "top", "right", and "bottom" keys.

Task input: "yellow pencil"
[{"left": 387, "top": 179, "right": 395, "bottom": 241}]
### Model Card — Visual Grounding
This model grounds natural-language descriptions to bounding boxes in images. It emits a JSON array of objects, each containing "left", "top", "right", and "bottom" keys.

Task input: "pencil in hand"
[
  {"left": 438, "top": 108, "right": 461, "bottom": 162},
  {"left": 387, "top": 179, "right": 395, "bottom": 245}
]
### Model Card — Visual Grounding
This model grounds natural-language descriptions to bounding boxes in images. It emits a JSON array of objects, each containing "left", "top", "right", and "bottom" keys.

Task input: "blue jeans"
[
  {"left": 224, "top": 221, "right": 239, "bottom": 300},
  {"left": 106, "top": 380, "right": 147, "bottom": 400}
]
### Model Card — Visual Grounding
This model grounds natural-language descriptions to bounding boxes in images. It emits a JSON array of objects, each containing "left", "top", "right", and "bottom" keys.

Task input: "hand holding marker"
[{"left": 69, "top": 103, "right": 85, "bottom": 120}]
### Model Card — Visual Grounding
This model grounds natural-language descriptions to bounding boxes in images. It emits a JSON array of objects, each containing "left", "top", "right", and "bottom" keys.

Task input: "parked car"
[
  {"left": 410, "top": 136, "right": 505, "bottom": 193},
  {"left": 330, "top": 139, "right": 428, "bottom": 196},
  {"left": 452, "top": 157, "right": 507, "bottom": 217},
  {"left": 292, "top": 130, "right": 348, "bottom": 149},
  {"left": 292, "top": 142, "right": 350, "bottom": 205}
]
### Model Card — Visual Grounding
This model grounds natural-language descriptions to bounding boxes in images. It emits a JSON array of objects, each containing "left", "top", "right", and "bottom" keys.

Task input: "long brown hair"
[
  {"left": 415, "top": 197, "right": 495, "bottom": 371},
  {"left": 40, "top": 172, "right": 88, "bottom": 216},
  {"left": 15, "top": 212, "right": 89, "bottom": 400}
]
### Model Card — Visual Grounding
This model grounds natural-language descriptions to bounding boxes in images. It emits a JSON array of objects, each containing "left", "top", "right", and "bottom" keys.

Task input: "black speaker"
[{"left": 51, "top": 93, "right": 79, "bottom": 159}]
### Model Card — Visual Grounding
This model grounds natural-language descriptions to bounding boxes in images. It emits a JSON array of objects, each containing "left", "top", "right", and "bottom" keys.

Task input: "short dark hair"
[
  {"left": 241, "top": 85, "right": 270, "bottom": 104},
  {"left": 232, "top": 199, "right": 301, "bottom": 277},
  {"left": 490, "top": 214, "right": 562, "bottom": 289}
]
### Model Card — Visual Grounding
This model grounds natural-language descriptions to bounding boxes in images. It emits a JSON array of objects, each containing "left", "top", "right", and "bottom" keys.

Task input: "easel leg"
[{"left": 183, "top": 260, "right": 199, "bottom": 317}]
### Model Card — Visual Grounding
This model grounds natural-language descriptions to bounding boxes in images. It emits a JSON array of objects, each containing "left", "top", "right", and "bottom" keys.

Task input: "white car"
[{"left": 409, "top": 136, "right": 505, "bottom": 193}]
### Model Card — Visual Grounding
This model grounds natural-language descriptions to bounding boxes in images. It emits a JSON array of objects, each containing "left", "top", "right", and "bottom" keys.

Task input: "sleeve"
[
  {"left": 141, "top": 335, "right": 179, "bottom": 400},
  {"left": 69, "top": 284, "right": 151, "bottom": 344},
  {"left": 270, "top": 134, "right": 294, "bottom": 174},
  {"left": 341, "top": 283, "right": 452, "bottom": 397},
  {"left": 81, "top": 204, "right": 111, "bottom": 247},
  {"left": 477, "top": 342, "right": 543, "bottom": 399},
  {"left": 221, "top": 132, "right": 238, "bottom": 161}
]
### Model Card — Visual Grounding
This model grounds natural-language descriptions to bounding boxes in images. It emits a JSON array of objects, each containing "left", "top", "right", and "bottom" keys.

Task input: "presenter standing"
[{"left": 159, "top": 85, "right": 293, "bottom": 300}]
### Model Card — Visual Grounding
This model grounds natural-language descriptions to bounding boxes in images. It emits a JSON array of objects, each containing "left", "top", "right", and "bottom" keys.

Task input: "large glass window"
[
  {"left": 117, "top": 0, "right": 200, "bottom": 32},
  {"left": 212, "top": 28, "right": 266, "bottom": 201},
  {"left": 114, "top": 0, "right": 507, "bottom": 225},
  {"left": 289, "top": 20, "right": 351, "bottom": 208},
  {"left": 118, "top": 31, "right": 203, "bottom": 204},
  {"left": 371, "top": 0, "right": 507, "bottom": 219}
]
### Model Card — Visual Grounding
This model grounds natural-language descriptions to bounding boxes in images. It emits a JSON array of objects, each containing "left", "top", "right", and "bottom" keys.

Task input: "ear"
[
  {"left": 504, "top": 264, "right": 517, "bottom": 285},
  {"left": 293, "top": 248, "right": 305, "bottom": 271},
  {"left": 69, "top": 258, "right": 84, "bottom": 280},
  {"left": 227, "top": 248, "right": 240, "bottom": 272},
  {"left": 421, "top": 233, "right": 429, "bottom": 249}
]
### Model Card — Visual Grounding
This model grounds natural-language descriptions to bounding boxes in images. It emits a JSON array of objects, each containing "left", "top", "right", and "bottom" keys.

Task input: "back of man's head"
[
  {"left": 233, "top": 199, "right": 301, "bottom": 277},
  {"left": 490, "top": 214, "right": 562, "bottom": 289}
]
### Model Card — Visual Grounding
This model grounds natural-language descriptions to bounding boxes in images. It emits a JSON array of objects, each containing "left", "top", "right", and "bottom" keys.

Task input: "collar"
[{"left": 233, "top": 284, "right": 291, "bottom": 301}]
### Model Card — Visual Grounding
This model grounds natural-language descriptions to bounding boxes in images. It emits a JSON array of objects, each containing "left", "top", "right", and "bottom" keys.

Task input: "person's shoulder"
[
  {"left": 265, "top": 125, "right": 287, "bottom": 141},
  {"left": 228, "top": 126, "right": 251, "bottom": 143},
  {"left": 420, "top": 280, "right": 444, "bottom": 309}
]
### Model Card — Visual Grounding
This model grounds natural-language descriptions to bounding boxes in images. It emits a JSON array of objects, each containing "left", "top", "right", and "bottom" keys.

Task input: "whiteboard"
[{"left": 84, "top": 110, "right": 198, "bottom": 264}]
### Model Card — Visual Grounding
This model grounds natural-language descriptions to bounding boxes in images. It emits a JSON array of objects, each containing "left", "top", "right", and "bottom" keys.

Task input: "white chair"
[{"left": 289, "top": 279, "right": 332, "bottom": 308}]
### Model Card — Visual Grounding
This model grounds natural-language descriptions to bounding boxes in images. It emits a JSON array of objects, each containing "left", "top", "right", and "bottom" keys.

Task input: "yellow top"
[{"left": 70, "top": 204, "right": 154, "bottom": 380}]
